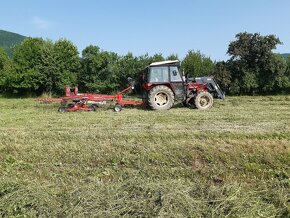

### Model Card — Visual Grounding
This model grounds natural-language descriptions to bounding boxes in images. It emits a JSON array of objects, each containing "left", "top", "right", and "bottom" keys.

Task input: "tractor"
[
  {"left": 137, "top": 60, "right": 224, "bottom": 110},
  {"left": 36, "top": 60, "right": 224, "bottom": 112}
]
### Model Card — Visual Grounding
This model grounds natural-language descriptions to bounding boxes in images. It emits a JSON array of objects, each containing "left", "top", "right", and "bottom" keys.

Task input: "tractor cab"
[
  {"left": 148, "top": 60, "right": 182, "bottom": 83},
  {"left": 142, "top": 60, "right": 186, "bottom": 101}
]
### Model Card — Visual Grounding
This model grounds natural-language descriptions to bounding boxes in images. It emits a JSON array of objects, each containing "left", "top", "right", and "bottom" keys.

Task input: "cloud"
[{"left": 32, "top": 16, "right": 53, "bottom": 30}]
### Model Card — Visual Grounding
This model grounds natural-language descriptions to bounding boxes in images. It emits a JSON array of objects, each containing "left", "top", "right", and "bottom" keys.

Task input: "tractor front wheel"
[
  {"left": 148, "top": 85, "right": 174, "bottom": 110},
  {"left": 194, "top": 92, "right": 213, "bottom": 110}
]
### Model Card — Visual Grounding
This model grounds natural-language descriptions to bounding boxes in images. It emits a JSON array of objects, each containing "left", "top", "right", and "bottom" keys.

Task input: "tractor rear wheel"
[
  {"left": 194, "top": 92, "right": 213, "bottom": 110},
  {"left": 148, "top": 85, "right": 174, "bottom": 110}
]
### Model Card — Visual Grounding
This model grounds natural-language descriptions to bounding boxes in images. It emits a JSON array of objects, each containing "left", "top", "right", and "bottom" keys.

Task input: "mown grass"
[{"left": 0, "top": 96, "right": 289, "bottom": 217}]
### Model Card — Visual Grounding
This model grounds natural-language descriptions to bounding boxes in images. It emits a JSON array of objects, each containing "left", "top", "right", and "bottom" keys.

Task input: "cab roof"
[{"left": 149, "top": 60, "right": 179, "bottom": 67}]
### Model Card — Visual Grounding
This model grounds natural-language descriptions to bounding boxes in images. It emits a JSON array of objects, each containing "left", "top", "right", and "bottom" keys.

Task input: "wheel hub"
[
  {"left": 199, "top": 96, "right": 210, "bottom": 107},
  {"left": 154, "top": 92, "right": 168, "bottom": 106}
]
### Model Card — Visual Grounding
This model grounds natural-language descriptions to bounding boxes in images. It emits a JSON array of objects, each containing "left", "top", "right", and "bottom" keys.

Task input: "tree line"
[{"left": 0, "top": 32, "right": 289, "bottom": 96}]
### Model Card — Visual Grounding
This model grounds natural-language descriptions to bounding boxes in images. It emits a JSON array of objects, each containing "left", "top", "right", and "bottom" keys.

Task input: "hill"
[
  {"left": 280, "top": 53, "right": 290, "bottom": 59},
  {"left": 0, "top": 30, "right": 26, "bottom": 57}
]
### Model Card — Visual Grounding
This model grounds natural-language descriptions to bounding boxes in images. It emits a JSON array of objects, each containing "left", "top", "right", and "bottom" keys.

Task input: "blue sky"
[{"left": 1, "top": 0, "right": 290, "bottom": 60}]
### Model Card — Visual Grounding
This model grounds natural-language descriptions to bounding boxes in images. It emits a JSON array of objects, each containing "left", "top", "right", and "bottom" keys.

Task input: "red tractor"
[
  {"left": 36, "top": 60, "right": 224, "bottom": 112},
  {"left": 137, "top": 60, "right": 224, "bottom": 110}
]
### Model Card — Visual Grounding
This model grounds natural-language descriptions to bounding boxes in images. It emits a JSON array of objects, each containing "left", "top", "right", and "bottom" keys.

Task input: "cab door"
[{"left": 169, "top": 66, "right": 185, "bottom": 101}]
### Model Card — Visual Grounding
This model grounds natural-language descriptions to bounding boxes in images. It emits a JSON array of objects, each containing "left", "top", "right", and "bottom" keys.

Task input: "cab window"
[
  {"left": 149, "top": 67, "right": 169, "bottom": 82},
  {"left": 170, "top": 66, "right": 182, "bottom": 82}
]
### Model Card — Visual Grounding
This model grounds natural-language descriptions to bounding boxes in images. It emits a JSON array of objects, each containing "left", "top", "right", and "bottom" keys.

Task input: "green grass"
[{"left": 0, "top": 96, "right": 289, "bottom": 217}]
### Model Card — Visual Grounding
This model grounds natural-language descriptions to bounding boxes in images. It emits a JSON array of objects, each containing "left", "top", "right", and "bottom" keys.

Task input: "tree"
[
  {"left": 53, "top": 39, "right": 81, "bottom": 94},
  {"left": 0, "top": 48, "right": 9, "bottom": 70},
  {"left": 79, "top": 49, "right": 167, "bottom": 93},
  {"left": 212, "top": 61, "right": 231, "bottom": 93},
  {"left": 10, "top": 37, "right": 46, "bottom": 94},
  {"left": 79, "top": 45, "right": 119, "bottom": 93},
  {"left": 6, "top": 37, "right": 53, "bottom": 95},
  {"left": 37, "top": 40, "right": 56, "bottom": 93},
  {"left": 271, "top": 54, "right": 290, "bottom": 93},
  {"left": 181, "top": 50, "right": 214, "bottom": 78},
  {"left": 0, "top": 48, "right": 13, "bottom": 92},
  {"left": 286, "top": 56, "right": 290, "bottom": 80},
  {"left": 1, "top": 38, "right": 80, "bottom": 95},
  {"left": 78, "top": 45, "right": 101, "bottom": 92},
  {"left": 114, "top": 52, "right": 142, "bottom": 89},
  {"left": 149, "top": 53, "right": 165, "bottom": 63},
  {"left": 284, "top": 57, "right": 290, "bottom": 92},
  {"left": 227, "top": 32, "right": 288, "bottom": 94},
  {"left": 135, "top": 53, "right": 161, "bottom": 69},
  {"left": 166, "top": 54, "right": 179, "bottom": 61}
]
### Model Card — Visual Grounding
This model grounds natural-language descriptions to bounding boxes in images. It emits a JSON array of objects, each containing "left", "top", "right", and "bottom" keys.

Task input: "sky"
[{"left": 1, "top": 0, "right": 290, "bottom": 61}]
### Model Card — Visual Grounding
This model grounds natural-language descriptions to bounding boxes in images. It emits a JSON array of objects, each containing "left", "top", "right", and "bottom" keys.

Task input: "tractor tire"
[
  {"left": 194, "top": 92, "right": 214, "bottom": 110},
  {"left": 148, "top": 85, "right": 174, "bottom": 110}
]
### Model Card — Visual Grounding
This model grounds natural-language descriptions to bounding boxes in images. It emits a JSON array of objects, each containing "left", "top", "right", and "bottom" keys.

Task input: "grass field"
[{"left": 0, "top": 96, "right": 289, "bottom": 217}]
